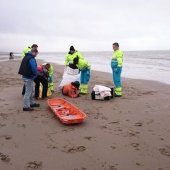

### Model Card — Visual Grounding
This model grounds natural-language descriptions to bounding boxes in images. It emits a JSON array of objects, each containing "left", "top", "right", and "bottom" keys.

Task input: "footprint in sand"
[
  {"left": 102, "top": 162, "right": 118, "bottom": 170},
  {"left": 134, "top": 121, "right": 143, "bottom": 127},
  {"left": 159, "top": 146, "right": 170, "bottom": 157},
  {"left": 84, "top": 136, "right": 96, "bottom": 141},
  {"left": 0, "top": 113, "right": 8, "bottom": 120},
  {"left": 62, "top": 145, "right": 86, "bottom": 153},
  {"left": 110, "top": 146, "right": 116, "bottom": 150},
  {"left": 0, "top": 123, "right": 6, "bottom": 127},
  {"left": 0, "top": 152, "right": 10, "bottom": 162},
  {"left": 126, "top": 130, "right": 140, "bottom": 137},
  {"left": 131, "top": 143, "right": 140, "bottom": 150},
  {"left": 99, "top": 125, "right": 108, "bottom": 129},
  {"left": 0, "top": 134, "right": 12, "bottom": 140},
  {"left": 136, "top": 162, "right": 143, "bottom": 167},
  {"left": 108, "top": 121, "right": 120, "bottom": 125},
  {"left": 26, "top": 161, "right": 42, "bottom": 170},
  {"left": 17, "top": 124, "right": 26, "bottom": 128}
]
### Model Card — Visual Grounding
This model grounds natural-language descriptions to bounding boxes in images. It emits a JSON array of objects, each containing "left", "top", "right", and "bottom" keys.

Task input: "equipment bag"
[{"left": 91, "top": 85, "right": 114, "bottom": 100}]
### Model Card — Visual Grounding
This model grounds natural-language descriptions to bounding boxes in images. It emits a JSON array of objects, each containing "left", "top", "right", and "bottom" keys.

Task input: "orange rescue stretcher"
[{"left": 48, "top": 98, "right": 86, "bottom": 124}]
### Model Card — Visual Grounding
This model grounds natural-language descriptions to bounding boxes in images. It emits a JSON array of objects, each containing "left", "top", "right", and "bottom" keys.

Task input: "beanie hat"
[{"left": 69, "top": 46, "right": 75, "bottom": 51}]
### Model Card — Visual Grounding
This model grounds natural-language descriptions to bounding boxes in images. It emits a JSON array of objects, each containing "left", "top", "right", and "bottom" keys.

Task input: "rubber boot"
[{"left": 114, "top": 87, "right": 122, "bottom": 97}]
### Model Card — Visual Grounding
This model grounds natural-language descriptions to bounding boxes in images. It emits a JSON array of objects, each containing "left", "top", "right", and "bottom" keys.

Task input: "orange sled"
[{"left": 48, "top": 98, "right": 86, "bottom": 124}]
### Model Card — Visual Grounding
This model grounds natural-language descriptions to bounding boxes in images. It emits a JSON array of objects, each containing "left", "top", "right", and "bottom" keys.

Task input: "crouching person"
[
  {"left": 34, "top": 64, "right": 49, "bottom": 99},
  {"left": 62, "top": 81, "right": 80, "bottom": 98},
  {"left": 18, "top": 49, "right": 40, "bottom": 111}
]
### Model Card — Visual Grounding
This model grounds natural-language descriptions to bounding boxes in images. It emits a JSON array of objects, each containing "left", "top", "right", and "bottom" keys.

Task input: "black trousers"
[{"left": 34, "top": 76, "right": 48, "bottom": 98}]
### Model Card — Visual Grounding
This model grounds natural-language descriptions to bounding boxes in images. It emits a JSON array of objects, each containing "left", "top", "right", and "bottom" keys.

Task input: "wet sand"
[{"left": 0, "top": 59, "right": 170, "bottom": 170}]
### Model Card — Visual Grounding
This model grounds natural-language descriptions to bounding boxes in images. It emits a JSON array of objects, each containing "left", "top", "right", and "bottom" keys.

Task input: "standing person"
[
  {"left": 18, "top": 49, "right": 40, "bottom": 111},
  {"left": 65, "top": 46, "right": 84, "bottom": 67},
  {"left": 22, "top": 44, "right": 38, "bottom": 58},
  {"left": 34, "top": 64, "right": 49, "bottom": 99},
  {"left": 64, "top": 46, "right": 90, "bottom": 94},
  {"left": 78, "top": 58, "right": 91, "bottom": 94},
  {"left": 111, "top": 42, "right": 124, "bottom": 97},
  {"left": 9, "top": 52, "right": 14, "bottom": 59},
  {"left": 22, "top": 44, "right": 38, "bottom": 95}
]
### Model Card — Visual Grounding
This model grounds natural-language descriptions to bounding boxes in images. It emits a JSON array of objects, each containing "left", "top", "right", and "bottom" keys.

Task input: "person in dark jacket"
[
  {"left": 34, "top": 64, "right": 50, "bottom": 99},
  {"left": 18, "top": 49, "right": 40, "bottom": 111},
  {"left": 22, "top": 44, "right": 38, "bottom": 95}
]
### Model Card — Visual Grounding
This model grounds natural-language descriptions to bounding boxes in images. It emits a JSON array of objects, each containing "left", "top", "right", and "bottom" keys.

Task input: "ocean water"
[{"left": 1, "top": 51, "right": 170, "bottom": 84}]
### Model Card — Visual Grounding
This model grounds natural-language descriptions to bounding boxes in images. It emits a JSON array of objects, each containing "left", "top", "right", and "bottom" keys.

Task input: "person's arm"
[
  {"left": 116, "top": 51, "right": 123, "bottom": 67},
  {"left": 64, "top": 54, "right": 70, "bottom": 66},
  {"left": 77, "top": 51, "right": 84, "bottom": 60},
  {"left": 29, "top": 58, "right": 37, "bottom": 80}
]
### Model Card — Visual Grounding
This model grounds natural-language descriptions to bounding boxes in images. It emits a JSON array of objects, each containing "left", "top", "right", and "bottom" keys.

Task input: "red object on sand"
[{"left": 48, "top": 98, "right": 86, "bottom": 124}]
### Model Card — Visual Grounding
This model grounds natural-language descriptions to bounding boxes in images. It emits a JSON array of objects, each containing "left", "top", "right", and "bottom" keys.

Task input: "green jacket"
[
  {"left": 77, "top": 58, "right": 90, "bottom": 70},
  {"left": 65, "top": 51, "right": 84, "bottom": 66},
  {"left": 22, "top": 47, "right": 31, "bottom": 58},
  {"left": 112, "top": 49, "right": 124, "bottom": 67}
]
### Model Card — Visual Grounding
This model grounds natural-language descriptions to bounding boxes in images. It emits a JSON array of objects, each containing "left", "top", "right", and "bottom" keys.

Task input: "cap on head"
[
  {"left": 69, "top": 46, "right": 75, "bottom": 51},
  {"left": 71, "top": 81, "right": 80, "bottom": 89},
  {"left": 31, "top": 44, "right": 38, "bottom": 48}
]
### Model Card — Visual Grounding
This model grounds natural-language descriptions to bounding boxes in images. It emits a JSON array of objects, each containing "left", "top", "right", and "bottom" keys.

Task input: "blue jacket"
[{"left": 19, "top": 52, "right": 37, "bottom": 80}]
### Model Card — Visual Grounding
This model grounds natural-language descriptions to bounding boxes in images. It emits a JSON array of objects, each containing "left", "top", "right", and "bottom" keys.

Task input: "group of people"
[
  {"left": 18, "top": 44, "right": 54, "bottom": 111},
  {"left": 18, "top": 42, "right": 124, "bottom": 111}
]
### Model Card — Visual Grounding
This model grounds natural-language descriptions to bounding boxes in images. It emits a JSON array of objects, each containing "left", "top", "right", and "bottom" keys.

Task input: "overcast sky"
[{"left": 0, "top": 0, "right": 170, "bottom": 52}]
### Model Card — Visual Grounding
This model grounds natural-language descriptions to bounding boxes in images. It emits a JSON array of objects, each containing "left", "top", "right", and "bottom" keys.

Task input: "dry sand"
[{"left": 0, "top": 59, "right": 170, "bottom": 170}]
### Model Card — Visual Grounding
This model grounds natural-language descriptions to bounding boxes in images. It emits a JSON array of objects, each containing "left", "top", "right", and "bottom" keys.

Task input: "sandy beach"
[{"left": 0, "top": 59, "right": 170, "bottom": 170}]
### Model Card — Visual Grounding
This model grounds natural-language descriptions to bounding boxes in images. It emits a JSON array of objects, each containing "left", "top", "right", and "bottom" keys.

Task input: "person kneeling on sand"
[
  {"left": 18, "top": 49, "right": 40, "bottom": 111},
  {"left": 62, "top": 81, "right": 80, "bottom": 98},
  {"left": 34, "top": 64, "right": 50, "bottom": 99}
]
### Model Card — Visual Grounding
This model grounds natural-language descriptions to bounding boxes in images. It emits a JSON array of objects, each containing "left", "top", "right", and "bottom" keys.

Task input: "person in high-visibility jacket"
[
  {"left": 77, "top": 58, "right": 90, "bottom": 94},
  {"left": 22, "top": 44, "right": 38, "bottom": 58},
  {"left": 65, "top": 46, "right": 90, "bottom": 94},
  {"left": 111, "top": 42, "right": 124, "bottom": 97},
  {"left": 65, "top": 46, "right": 84, "bottom": 67},
  {"left": 43, "top": 63, "right": 54, "bottom": 92}
]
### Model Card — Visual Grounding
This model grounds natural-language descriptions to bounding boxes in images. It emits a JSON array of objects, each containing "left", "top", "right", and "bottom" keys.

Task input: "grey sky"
[{"left": 0, "top": 0, "right": 170, "bottom": 52}]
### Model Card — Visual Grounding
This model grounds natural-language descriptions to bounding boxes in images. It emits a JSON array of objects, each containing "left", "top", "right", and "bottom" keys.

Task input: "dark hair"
[
  {"left": 71, "top": 81, "right": 80, "bottom": 89},
  {"left": 113, "top": 42, "right": 119, "bottom": 47},
  {"left": 31, "top": 44, "right": 38, "bottom": 48}
]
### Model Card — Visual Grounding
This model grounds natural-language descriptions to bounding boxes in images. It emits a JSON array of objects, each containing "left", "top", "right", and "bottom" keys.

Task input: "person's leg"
[
  {"left": 48, "top": 75, "right": 54, "bottom": 92},
  {"left": 30, "top": 79, "right": 36, "bottom": 105},
  {"left": 83, "top": 69, "right": 90, "bottom": 93},
  {"left": 114, "top": 67, "right": 122, "bottom": 96},
  {"left": 111, "top": 60, "right": 117, "bottom": 87},
  {"left": 22, "top": 84, "right": 25, "bottom": 95},
  {"left": 34, "top": 77, "right": 40, "bottom": 98},
  {"left": 40, "top": 77, "right": 48, "bottom": 98},
  {"left": 23, "top": 78, "right": 32, "bottom": 109},
  {"left": 80, "top": 70, "right": 85, "bottom": 94}
]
